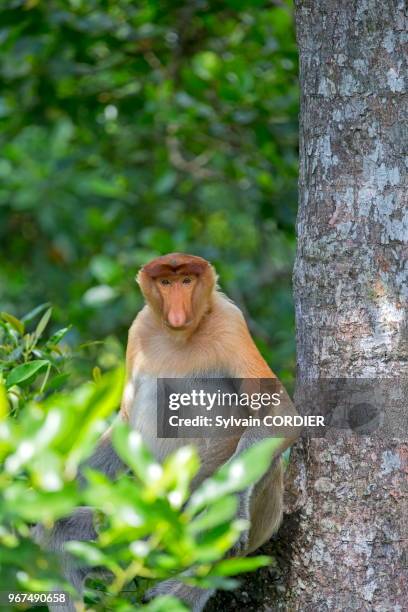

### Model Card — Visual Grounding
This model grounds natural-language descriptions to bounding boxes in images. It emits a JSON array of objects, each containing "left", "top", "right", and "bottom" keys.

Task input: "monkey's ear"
[
  {"left": 135, "top": 270, "right": 142, "bottom": 285},
  {"left": 136, "top": 266, "right": 153, "bottom": 284},
  {"left": 135, "top": 268, "right": 150, "bottom": 294}
]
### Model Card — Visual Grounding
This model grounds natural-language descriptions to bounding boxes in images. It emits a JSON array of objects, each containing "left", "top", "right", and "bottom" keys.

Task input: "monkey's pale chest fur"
[
  {"left": 127, "top": 372, "right": 236, "bottom": 471},
  {"left": 125, "top": 306, "right": 242, "bottom": 465}
]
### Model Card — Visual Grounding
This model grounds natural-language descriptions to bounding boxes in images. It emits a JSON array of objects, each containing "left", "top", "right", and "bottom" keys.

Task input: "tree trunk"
[{"left": 290, "top": 1, "right": 408, "bottom": 610}]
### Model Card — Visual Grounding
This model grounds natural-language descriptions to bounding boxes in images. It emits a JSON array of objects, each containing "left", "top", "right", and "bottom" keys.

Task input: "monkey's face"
[
  {"left": 155, "top": 274, "right": 198, "bottom": 329},
  {"left": 137, "top": 253, "right": 217, "bottom": 331}
]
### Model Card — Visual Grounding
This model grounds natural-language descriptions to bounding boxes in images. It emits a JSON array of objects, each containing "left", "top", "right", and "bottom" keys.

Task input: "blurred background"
[{"left": 0, "top": 0, "right": 298, "bottom": 385}]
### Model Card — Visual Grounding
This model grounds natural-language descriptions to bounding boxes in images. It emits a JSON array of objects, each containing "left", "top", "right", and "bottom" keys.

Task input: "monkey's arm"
[
  {"left": 225, "top": 321, "right": 300, "bottom": 552},
  {"left": 118, "top": 318, "right": 139, "bottom": 420},
  {"left": 79, "top": 320, "right": 141, "bottom": 482},
  {"left": 230, "top": 318, "right": 300, "bottom": 453}
]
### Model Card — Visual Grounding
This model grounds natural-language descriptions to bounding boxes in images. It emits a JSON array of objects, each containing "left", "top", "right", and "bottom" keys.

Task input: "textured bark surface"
[
  {"left": 289, "top": 1, "right": 408, "bottom": 610},
  {"left": 208, "top": 3, "right": 407, "bottom": 610}
]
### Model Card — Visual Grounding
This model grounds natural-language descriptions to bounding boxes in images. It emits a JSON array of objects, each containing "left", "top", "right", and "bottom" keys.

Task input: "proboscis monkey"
[{"left": 37, "top": 253, "right": 299, "bottom": 612}]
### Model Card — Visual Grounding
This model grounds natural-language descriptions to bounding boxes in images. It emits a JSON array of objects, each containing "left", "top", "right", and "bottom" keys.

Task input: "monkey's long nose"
[{"left": 167, "top": 308, "right": 187, "bottom": 328}]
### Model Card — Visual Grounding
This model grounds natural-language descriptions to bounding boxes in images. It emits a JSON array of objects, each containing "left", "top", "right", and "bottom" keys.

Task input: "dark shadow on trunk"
[{"left": 205, "top": 511, "right": 302, "bottom": 612}]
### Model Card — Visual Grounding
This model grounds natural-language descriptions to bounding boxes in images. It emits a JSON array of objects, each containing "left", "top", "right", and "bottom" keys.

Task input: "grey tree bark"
[
  {"left": 289, "top": 1, "right": 408, "bottom": 610},
  {"left": 207, "top": 3, "right": 407, "bottom": 611}
]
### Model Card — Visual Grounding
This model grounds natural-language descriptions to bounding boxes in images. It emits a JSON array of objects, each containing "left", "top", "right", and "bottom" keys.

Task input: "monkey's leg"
[
  {"left": 147, "top": 460, "right": 284, "bottom": 612},
  {"left": 226, "top": 457, "right": 284, "bottom": 557},
  {"left": 33, "top": 437, "right": 125, "bottom": 610},
  {"left": 33, "top": 507, "right": 97, "bottom": 612},
  {"left": 246, "top": 458, "right": 284, "bottom": 553}
]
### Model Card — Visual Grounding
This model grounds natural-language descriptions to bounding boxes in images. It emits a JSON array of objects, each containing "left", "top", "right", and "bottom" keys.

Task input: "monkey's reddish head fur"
[
  {"left": 137, "top": 253, "right": 217, "bottom": 331},
  {"left": 141, "top": 253, "right": 210, "bottom": 279}
]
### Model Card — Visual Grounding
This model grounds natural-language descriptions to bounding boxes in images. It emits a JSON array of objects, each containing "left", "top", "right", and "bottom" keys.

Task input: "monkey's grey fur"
[{"left": 34, "top": 433, "right": 284, "bottom": 612}]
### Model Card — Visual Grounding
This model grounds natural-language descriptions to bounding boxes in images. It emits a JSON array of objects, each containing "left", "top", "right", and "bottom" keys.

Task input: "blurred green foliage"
[
  {"left": 0, "top": 316, "right": 283, "bottom": 610},
  {"left": 0, "top": 5, "right": 298, "bottom": 602},
  {"left": 0, "top": 305, "right": 72, "bottom": 413},
  {"left": 0, "top": 0, "right": 298, "bottom": 383}
]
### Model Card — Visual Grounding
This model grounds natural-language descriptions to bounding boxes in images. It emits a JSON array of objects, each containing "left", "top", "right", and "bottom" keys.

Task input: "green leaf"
[
  {"left": 0, "top": 383, "right": 9, "bottom": 418},
  {"left": 64, "top": 367, "right": 124, "bottom": 473},
  {"left": 65, "top": 541, "right": 113, "bottom": 568},
  {"left": 21, "top": 303, "right": 52, "bottom": 324},
  {"left": 86, "top": 177, "right": 127, "bottom": 198},
  {"left": 92, "top": 366, "right": 102, "bottom": 382},
  {"left": 141, "top": 595, "right": 189, "bottom": 612},
  {"left": 189, "top": 495, "right": 237, "bottom": 534},
  {"left": 207, "top": 555, "right": 271, "bottom": 577},
  {"left": 154, "top": 171, "right": 177, "bottom": 195},
  {"left": 191, "top": 575, "right": 239, "bottom": 591},
  {"left": 191, "top": 520, "right": 247, "bottom": 562},
  {"left": 90, "top": 255, "right": 122, "bottom": 284},
  {"left": 1, "top": 312, "right": 25, "bottom": 335},
  {"left": 187, "top": 438, "right": 285, "bottom": 515},
  {"left": 5, "top": 360, "right": 50, "bottom": 388},
  {"left": 3, "top": 483, "right": 78, "bottom": 523},
  {"left": 192, "top": 51, "right": 221, "bottom": 81},
  {"left": 160, "top": 445, "right": 200, "bottom": 507},
  {"left": 34, "top": 307, "right": 52, "bottom": 339},
  {"left": 44, "top": 373, "right": 70, "bottom": 393},
  {"left": 112, "top": 421, "right": 163, "bottom": 486},
  {"left": 31, "top": 452, "right": 63, "bottom": 491},
  {"left": 47, "top": 326, "right": 71, "bottom": 345}
]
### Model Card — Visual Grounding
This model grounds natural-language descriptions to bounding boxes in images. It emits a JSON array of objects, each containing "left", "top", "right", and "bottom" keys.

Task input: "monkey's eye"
[
  {"left": 182, "top": 277, "right": 192, "bottom": 285},
  {"left": 160, "top": 279, "right": 171, "bottom": 286}
]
